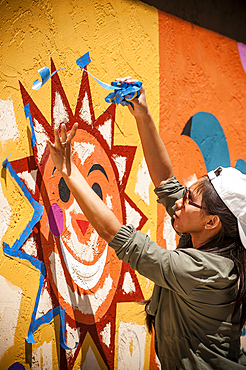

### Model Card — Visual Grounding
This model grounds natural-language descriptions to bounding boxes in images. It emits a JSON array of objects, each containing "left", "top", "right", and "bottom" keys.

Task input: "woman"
[{"left": 47, "top": 78, "right": 246, "bottom": 369}]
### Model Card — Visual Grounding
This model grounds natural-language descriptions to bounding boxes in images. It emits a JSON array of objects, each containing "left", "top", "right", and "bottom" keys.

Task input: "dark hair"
[{"left": 193, "top": 175, "right": 246, "bottom": 330}]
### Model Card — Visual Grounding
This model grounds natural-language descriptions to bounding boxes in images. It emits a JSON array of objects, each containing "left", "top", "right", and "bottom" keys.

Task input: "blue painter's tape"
[
  {"left": 76, "top": 51, "right": 91, "bottom": 69},
  {"left": 32, "top": 51, "right": 142, "bottom": 110},
  {"left": 33, "top": 66, "right": 50, "bottom": 90},
  {"left": 81, "top": 68, "right": 121, "bottom": 90},
  {"left": 24, "top": 103, "right": 36, "bottom": 148},
  {"left": 105, "top": 81, "right": 142, "bottom": 107},
  {"left": 1, "top": 158, "right": 78, "bottom": 350},
  {"left": 32, "top": 67, "right": 66, "bottom": 90},
  {"left": 2, "top": 158, "right": 43, "bottom": 254},
  {"left": 59, "top": 308, "right": 78, "bottom": 350},
  {"left": 33, "top": 51, "right": 92, "bottom": 90}
]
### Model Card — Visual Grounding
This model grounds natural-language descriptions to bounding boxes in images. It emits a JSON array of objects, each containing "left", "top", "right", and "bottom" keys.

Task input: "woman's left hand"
[{"left": 47, "top": 123, "right": 78, "bottom": 177}]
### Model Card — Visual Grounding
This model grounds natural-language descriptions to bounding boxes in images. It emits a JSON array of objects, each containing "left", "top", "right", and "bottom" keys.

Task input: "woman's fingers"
[
  {"left": 54, "top": 127, "right": 62, "bottom": 148},
  {"left": 46, "top": 139, "right": 53, "bottom": 150},
  {"left": 115, "top": 76, "right": 139, "bottom": 84},
  {"left": 51, "top": 123, "right": 78, "bottom": 149},
  {"left": 115, "top": 76, "right": 132, "bottom": 82},
  {"left": 67, "top": 123, "right": 78, "bottom": 143},
  {"left": 60, "top": 124, "right": 67, "bottom": 144}
]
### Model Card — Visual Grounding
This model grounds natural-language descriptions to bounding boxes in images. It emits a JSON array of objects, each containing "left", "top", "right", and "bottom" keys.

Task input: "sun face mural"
[
  {"left": 6, "top": 59, "right": 148, "bottom": 368},
  {"left": 41, "top": 128, "right": 124, "bottom": 325}
]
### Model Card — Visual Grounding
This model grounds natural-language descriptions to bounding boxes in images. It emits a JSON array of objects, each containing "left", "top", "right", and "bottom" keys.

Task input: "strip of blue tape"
[
  {"left": 32, "top": 51, "right": 142, "bottom": 106},
  {"left": 76, "top": 51, "right": 91, "bottom": 69},
  {"left": 24, "top": 103, "right": 36, "bottom": 148},
  {"left": 2, "top": 158, "right": 76, "bottom": 350}
]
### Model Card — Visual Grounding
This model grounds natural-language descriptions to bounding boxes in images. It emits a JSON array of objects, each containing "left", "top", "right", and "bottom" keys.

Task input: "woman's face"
[{"left": 173, "top": 183, "right": 209, "bottom": 237}]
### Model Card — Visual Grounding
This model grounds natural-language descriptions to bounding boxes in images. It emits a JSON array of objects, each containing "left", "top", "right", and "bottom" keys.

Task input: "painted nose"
[{"left": 76, "top": 219, "right": 90, "bottom": 235}]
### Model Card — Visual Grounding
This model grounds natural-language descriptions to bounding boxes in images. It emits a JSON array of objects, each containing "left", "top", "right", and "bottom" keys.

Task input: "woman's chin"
[{"left": 173, "top": 222, "right": 186, "bottom": 234}]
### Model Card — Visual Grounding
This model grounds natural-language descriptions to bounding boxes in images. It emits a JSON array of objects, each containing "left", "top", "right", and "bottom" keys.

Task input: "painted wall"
[
  {"left": 0, "top": 1, "right": 158, "bottom": 369},
  {"left": 1, "top": 0, "right": 246, "bottom": 369}
]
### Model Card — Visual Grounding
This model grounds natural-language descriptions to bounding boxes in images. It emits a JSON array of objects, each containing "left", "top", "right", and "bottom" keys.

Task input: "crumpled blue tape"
[
  {"left": 2, "top": 158, "right": 76, "bottom": 350},
  {"left": 105, "top": 80, "right": 142, "bottom": 107}
]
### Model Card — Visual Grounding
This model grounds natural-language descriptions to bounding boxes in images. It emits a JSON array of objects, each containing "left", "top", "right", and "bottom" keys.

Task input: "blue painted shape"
[
  {"left": 182, "top": 112, "right": 231, "bottom": 172},
  {"left": 76, "top": 51, "right": 91, "bottom": 69},
  {"left": 1, "top": 158, "right": 76, "bottom": 350},
  {"left": 24, "top": 103, "right": 36, "bottom": 148},
  {"left": 8, "top": 363, "right": 26, "bottom": 370},
  {"left": 235, "top": 159, "right": 246, "bottom": 175}
]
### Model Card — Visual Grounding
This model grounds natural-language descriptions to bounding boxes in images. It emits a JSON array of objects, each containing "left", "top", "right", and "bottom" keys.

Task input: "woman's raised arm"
[
  {"left": 118, "top": 77, "right": 174, "bottom": 188},
  {"left": 47, "top": 123, "right": 122, "bottom": 243}
]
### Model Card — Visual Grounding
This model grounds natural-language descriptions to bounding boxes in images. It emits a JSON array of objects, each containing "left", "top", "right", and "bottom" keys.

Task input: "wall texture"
[{"left": 0, "top": 0, "right": 246, "bottom": 369}]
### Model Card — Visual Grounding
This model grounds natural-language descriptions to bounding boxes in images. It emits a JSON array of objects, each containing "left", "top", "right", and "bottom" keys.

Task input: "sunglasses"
[{"left": 182, "top": 188, "right": 209, "bottom": 212}]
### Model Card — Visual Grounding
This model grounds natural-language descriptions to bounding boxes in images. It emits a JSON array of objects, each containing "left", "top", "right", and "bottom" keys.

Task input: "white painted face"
[{"left": 40, "top": 129, "right": 123, "bottom": 324}]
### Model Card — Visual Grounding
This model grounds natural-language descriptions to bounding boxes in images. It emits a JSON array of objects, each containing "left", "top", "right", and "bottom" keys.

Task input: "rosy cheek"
[{"left": 48, "top": 203, "right": 64, "bottom": 237}]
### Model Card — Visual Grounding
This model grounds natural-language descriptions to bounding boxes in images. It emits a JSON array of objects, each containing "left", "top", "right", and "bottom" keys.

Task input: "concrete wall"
[{"left": 1, "top": 0, "right": 246, "bottom": 369}]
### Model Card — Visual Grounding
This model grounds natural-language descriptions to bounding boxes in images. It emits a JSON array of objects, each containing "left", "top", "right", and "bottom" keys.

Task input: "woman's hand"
[
  {"left": 47, "top": 123, "right": 78, "bottom": 177},
  {"left": 116, "top": 77, "right": 149, "bottom": 117}
]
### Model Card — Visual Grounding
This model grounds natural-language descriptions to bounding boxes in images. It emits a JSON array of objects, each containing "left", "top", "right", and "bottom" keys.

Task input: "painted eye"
[
  {"left": 92, "top": 182, "right": 103, "bottom": 200},
  {"left": 59, "top": 177, "right": 70, "bottom": 203}
]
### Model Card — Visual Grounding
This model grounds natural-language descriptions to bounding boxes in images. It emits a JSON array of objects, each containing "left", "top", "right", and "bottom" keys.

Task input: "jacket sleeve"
[
  {"left": 109, "top": 224, "right": 206, "bottom": 296},
  {"left": 154, "top": 175, "right": 190, "bottom": 247},
  {"left": 154, "top": 176, "right": 185, "bottom": 218}
]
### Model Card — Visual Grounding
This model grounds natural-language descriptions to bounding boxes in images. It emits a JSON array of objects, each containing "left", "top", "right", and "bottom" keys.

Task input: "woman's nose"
[{"left": 175, "top": 198, "right": 183, "bottom": 209}]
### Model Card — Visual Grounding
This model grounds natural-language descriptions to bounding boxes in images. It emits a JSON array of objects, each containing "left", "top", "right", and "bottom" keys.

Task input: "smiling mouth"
[{"left": 59, "top": 237, "right": 108, "bottom": 290}]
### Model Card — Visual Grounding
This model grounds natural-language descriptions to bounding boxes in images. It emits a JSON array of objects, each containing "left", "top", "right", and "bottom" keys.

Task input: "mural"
[
  {"left": 1, "top": 0, "right": 246, "bottom": 369},
  {"left": 157, "top": 12, "right": 246, "bottom": 251},
  {"left": 2, "top": 59, "right": 152, "bottom": 369}
]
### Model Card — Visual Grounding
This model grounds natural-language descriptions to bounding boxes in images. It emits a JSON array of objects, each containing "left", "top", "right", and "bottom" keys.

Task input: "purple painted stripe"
[{"left": 238, "top": 42, "right": 246, "bottom": 74}]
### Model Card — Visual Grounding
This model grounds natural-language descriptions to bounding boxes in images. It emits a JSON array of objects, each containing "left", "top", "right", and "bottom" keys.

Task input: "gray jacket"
[{"left": 109, "top": 177, "right": 246, "bottom": 369}]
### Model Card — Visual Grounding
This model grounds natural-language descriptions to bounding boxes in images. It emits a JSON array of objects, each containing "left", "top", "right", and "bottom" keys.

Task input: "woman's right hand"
[
  {"left": 47, "top": 123, "right": 78, "bottom": 177},
  {"left": 116, "top": 77, "right": 149, "bottom": 117}
]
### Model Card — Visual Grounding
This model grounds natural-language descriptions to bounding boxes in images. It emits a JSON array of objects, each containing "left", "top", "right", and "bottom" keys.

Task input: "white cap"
[{"left": 208, "top": 166, "right": 246, "bottom": 249}]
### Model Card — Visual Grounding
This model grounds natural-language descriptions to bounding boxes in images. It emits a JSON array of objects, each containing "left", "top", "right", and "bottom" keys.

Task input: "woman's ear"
[{"left": 205, "top": 215, "right": 221, "bottom": 230}]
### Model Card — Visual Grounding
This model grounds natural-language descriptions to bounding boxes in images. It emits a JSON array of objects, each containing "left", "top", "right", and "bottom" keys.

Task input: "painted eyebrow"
[{"left": 87, "top": 164, "right": 109, "bottom": 181}]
